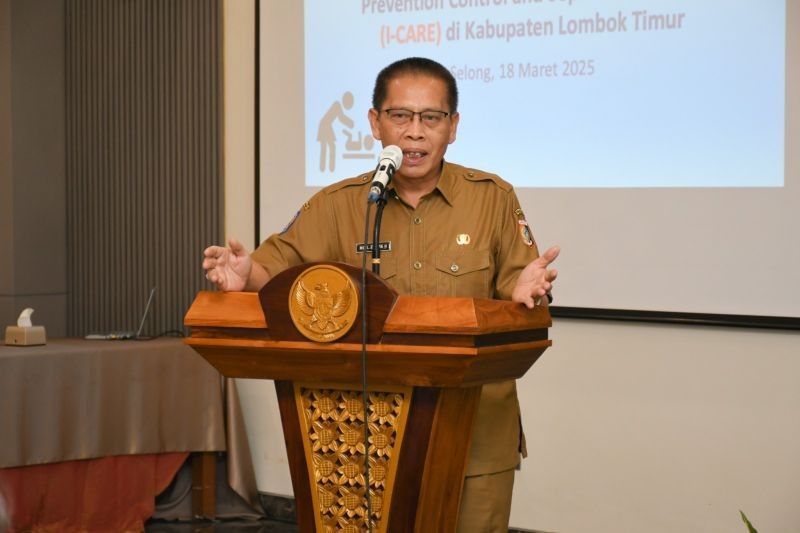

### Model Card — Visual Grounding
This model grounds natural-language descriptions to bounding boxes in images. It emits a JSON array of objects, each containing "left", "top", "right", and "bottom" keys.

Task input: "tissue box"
[{"left": 5, "top": 326, "right": 46, "bottom": 346}]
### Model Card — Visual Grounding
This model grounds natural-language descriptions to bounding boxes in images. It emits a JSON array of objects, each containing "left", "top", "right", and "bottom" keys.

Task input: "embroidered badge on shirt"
[
  {"left": 456, "top": 234, "right": 471, "bottom": 246},
  {"left": 518, "top": 220, "right": 535, "bottom": 247}
]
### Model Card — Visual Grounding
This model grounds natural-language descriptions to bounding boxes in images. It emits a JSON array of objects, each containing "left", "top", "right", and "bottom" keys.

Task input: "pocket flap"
[
  {"left": 377, "top": 256, "right": 397, "bottom": 280},
  {"left": 434, "top": 251, "right": 490, "bottom": 277}
]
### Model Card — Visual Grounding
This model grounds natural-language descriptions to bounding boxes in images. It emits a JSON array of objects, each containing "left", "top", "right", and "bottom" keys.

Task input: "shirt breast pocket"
[
  {"left": 434, "top": 250, "right": 492, "bottom": 298},
  {"left": 378, "top": 256, "right": 396, "bottom": 282}
]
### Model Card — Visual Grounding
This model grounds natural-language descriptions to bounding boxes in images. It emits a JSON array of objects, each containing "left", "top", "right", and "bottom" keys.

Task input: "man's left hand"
[{"left": 512, "top": 245, "right": 560, "bottom": 309}]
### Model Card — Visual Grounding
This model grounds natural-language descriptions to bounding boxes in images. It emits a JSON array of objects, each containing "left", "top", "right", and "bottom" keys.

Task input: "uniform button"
[
  {"left": 450, "top": 263, "right": 459, "bottom": 273},
  {"left": 413, "top": 261, "right": 422, "bottom": 270},
  {"left": 467, "top": 172, "right": 474, "bottom": 177},
  {"left": 361, "top": 176, "right": 369, "bottom": 182},
  {"left": 413, "top": 217, "right": 422, "bottom": 225}
]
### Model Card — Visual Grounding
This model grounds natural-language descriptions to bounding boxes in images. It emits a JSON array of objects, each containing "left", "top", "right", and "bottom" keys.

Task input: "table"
[{"left": 0, "top": 338, "right": 257, "bottom": 531}]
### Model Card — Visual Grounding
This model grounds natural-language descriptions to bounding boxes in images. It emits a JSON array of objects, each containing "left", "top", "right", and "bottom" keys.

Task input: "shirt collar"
[
  {"left": 385, "top": 160, "right": 455, "bottom": 206},
  {"left": 434, "top": 161, "right": 456, "bottom": 206}
]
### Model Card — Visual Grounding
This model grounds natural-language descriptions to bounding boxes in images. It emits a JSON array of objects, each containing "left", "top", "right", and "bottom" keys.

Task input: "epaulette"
[
  {"left": 323, "top": 172, "right": 373, "bottom": 194},
  {"left": 460, "top": 166, "right": 513, "bottom": 192}
]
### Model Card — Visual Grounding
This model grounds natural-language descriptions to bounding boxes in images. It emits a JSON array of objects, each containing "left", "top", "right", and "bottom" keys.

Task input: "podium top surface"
[
  {"left": 183, "top": 264, "right": 552, "bottom": 386},
  {"left": 185, "top": 290, "right": 551, "bottom": 335}
]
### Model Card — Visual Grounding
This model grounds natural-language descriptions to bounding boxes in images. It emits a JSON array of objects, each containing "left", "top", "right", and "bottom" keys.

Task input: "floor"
[
  {"left": 145, "top": 519, "right": 538, "bottom": 532},
  {"left": 145, "top": 518, "right": 298, "bottom": 532}
]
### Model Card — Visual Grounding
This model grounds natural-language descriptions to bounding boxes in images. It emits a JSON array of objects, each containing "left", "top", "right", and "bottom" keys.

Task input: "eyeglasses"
[{"left": 382, "top": 108, "right": 450, "bottom": 127}]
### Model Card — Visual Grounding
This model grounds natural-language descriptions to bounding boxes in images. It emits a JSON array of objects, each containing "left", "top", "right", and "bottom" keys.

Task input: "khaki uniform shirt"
[{"left": 252, "top": 161, "right": 541, "bottom": 476}]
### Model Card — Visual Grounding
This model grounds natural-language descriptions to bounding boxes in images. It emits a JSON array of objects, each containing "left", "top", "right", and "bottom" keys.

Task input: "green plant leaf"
[{"left": 740, "top": 510, "right": 758, "bottom": 533}]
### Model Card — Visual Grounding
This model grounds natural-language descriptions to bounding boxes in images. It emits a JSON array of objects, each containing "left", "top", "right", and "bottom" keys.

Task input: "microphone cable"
[
  {"left": 360, "top": 201, "right": 374, "bottom": 533},
  {"left": 360, "top": 151, "right": 395, "bottom": 532},
  {"left": 371, "top": 193, "right": 389, "bottom": 275}
]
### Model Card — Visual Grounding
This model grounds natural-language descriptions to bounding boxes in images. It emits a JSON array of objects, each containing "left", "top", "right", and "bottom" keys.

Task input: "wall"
[
  {"left": 1, "top": 0, "right": 223, "bottom": 338},
  {"left": 222, "top": 0, "right": 254, "bottom": 248},
  {"left": 0, "top": 0, "right": 67, "bottom": 336},
  {"left": 64, "top": 0, "right": 222, "bottom": 336},
  {"left": 512, "top": 319, "right": 800, "bottom": 532}
]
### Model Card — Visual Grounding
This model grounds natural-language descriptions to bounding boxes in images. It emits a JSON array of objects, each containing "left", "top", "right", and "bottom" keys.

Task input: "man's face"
[{"left": 368, "top": 74, "right": 459, "bottom": 187}]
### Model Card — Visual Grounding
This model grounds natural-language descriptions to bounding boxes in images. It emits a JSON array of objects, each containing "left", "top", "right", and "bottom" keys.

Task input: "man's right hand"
[{"left": 202, "top": 239, "right": 253, "bottom": 292}]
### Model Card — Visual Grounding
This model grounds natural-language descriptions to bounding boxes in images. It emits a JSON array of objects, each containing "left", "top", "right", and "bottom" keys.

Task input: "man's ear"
[
  {"left": 368, "top": 108, "right": 382, "bottom": 141},
  {"left": 448, "top": 112, "right": 460, "bottom": 144}
]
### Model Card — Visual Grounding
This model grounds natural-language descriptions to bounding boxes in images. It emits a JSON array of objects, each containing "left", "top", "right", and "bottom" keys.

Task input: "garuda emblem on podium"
[{"left": 289, "top": 265, "right": 358, "bottom": 342}]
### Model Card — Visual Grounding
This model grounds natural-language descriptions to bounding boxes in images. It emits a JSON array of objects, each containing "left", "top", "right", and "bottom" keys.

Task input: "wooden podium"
[{"left": 185, "top": 263, "right": 551, "bottom": 532}]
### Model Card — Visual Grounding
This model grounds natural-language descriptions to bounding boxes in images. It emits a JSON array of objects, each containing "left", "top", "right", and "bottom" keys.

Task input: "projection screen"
[{"left": 258, "top": 0, "right": 799, "bottom": 320}]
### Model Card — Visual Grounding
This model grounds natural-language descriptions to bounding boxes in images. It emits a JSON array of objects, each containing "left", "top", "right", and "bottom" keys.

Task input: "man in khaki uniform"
[{"left": 204, "top": 57, "right": 559, "bottom": 532}]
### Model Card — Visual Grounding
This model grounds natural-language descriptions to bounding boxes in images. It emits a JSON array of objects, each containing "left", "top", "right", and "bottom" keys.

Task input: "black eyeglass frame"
[{"left": 381, "top": 108, "right": 451, "bottom": 126}]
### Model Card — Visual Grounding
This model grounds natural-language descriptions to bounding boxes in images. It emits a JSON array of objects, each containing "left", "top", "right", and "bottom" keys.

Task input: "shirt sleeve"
[
  {"left": 493, "top": 188, "right": 541, "bottom": 301},
  {"left": 250, "top": 189, "right": 339, "bottom": 279}
]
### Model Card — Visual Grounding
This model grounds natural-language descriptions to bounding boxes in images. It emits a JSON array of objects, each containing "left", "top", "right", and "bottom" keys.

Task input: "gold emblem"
[
  {"left": 289, "top": 265, "right": 358, "bottom": 342},
  {"left": 456, "top": 233, "right": 470, "bottom": 246}
]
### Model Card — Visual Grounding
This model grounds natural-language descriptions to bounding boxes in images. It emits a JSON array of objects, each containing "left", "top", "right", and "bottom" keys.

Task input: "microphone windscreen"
[{"left": 379, "top": 145, "right": 403, "bottom": 170}]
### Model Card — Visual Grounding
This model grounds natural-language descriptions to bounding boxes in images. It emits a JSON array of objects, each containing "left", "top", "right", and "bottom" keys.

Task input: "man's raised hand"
[
  {"left": 511, "top": 245, "right": 560, "bottom": 309},
  {"left": 202, "top": 239, "right": 252, "bottom": 292}
]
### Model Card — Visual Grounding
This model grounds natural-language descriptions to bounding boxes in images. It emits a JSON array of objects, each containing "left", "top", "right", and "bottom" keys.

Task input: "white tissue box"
[{"left": 5, "top": 326, "right": 46, "bottom": 346}]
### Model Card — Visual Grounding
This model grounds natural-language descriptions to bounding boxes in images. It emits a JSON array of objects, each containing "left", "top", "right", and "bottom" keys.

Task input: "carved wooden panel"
[{"left": 294, "top": 383, "right": 412, "bottom": 532}]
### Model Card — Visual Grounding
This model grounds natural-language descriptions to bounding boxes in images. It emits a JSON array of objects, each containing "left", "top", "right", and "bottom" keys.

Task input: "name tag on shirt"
[{"left": 356, "top": 242, "right": 392, "bottom": 253}]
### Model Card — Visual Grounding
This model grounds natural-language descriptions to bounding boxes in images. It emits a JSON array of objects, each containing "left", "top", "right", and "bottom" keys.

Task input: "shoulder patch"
[
  {"left": 518, "top": 219, "right": 535, "bottom": 247},
  {"left": 461, "top": 167, "right": 513, "bottom": 192},
  {"left": 512, "top": 207, "right": 535, "bottom": 247},
  {"left": 324, "top": 172, "right": 373, "bottom": 194}
]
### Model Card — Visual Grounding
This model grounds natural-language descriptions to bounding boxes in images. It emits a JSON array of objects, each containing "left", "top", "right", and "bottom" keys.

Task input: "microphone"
[{"left": 367, "top": 145, "right": 403, "bottom": 203}]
